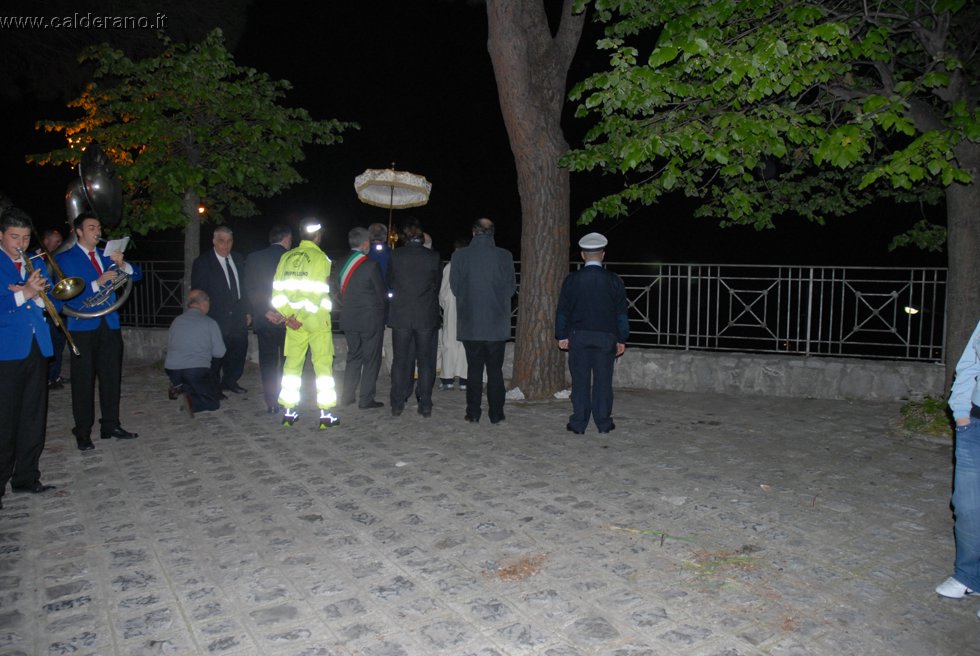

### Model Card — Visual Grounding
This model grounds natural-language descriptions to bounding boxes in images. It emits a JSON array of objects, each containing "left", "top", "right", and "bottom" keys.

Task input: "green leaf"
[{"left": 648, "top": 46, "right": 680, "bottom": 68}]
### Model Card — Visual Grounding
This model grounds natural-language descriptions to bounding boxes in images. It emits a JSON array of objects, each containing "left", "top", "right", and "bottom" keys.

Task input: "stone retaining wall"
[{"left": 124, "top": 327, "right": 944, "bottom": 402}]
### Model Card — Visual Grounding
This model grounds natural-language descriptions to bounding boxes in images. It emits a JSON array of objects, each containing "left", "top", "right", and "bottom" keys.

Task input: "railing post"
[
  {"left": 685, "top": 265, "right": 692, "bottom": 351},
  {"left": 805, "top": 267, "right": 814, "bottom": 356}
]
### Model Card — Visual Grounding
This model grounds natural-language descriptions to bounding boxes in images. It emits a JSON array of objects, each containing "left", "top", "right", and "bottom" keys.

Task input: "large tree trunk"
[
  {"left": 943, "top": 141, "right": 980, "bottom": 391},
  {"left": 486, "top": 0, "right": 585, "bottom": 400},
  {"left": 181, "top": 187, "right": 201, "bottom": 303}
]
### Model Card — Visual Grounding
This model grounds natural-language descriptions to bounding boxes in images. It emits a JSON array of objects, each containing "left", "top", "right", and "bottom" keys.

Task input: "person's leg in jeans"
[{"left": 953, "top": 418, "right": 980, "bottom": 591}]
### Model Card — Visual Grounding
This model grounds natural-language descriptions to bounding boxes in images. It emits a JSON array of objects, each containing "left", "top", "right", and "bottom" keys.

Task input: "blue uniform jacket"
[
  {"left": 554, "top": 265, "right": 629, "bottom": 343},
  {"left": 0, "top": 256, "right": 55, "bottom": 360},
  {"left": 55, "top": 244, "right": 143, "bottom": 332}
]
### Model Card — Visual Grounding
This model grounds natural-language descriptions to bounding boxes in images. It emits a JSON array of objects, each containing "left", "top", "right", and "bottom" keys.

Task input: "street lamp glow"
[{"left": 904, "top": 306, "right": 920, "bottom": 315}]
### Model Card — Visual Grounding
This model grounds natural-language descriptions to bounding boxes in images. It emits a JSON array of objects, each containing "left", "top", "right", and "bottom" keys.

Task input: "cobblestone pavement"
[{"left": 0, "top": 360, "right": 974, "bottom": 656}]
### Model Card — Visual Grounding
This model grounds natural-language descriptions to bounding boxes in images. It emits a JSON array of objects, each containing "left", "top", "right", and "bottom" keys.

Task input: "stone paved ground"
[{"left": 0, "top": 359, "right": 975, "bottom": 655}]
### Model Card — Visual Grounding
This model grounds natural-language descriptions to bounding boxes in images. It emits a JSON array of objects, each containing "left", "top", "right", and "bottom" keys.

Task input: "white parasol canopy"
[{"left": 354, "top": 167, "right": 432, "bottom": 210}]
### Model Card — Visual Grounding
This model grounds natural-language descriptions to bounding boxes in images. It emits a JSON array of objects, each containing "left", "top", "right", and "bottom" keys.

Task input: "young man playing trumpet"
[
  {"left": 55, "top": 212, "right": 142, "bottom": 451},
  {"left": 0, "top": 207, "right": 57, "bottom": 508}
]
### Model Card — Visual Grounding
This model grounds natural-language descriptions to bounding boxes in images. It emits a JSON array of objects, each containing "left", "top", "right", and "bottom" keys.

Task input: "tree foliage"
[
  {"left": 564, "top": 0, "right": 978, "bottom": 248},
  {"left": 28, "top": 28, "right": 355, "bottom": 237}
]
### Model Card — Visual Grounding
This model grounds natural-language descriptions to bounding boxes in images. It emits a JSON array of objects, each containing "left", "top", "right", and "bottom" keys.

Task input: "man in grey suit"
[
  {"left": 338, "top": 227, "right": 387, "bottom": 409},
  {"left": 387, "top": 218, "right": 442, "bottom": 417},
  {"left": 450, "top": 218, "right": 516, "bottom": 424}
]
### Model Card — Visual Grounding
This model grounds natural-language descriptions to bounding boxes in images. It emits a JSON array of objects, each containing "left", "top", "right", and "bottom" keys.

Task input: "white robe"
[{"left": 438, "top": 262, "right": 468, "bottom": 379}]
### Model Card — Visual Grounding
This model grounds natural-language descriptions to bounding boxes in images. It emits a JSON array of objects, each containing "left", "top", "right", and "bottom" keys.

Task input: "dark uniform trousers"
[
  {"left": 567, "top": 329, "right": 617, "bottom": 433},
  {"left": 71, "top": 319, "right": 123, "bottom": 437},
  {"left": 0, "top": 341, "right": 48, "bottom": 491}
]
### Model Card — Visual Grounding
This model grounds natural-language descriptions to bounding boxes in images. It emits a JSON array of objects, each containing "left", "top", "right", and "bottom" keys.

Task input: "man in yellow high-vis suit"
[{"left": 268, "top": 220, "right": 338, "bottom": 428}]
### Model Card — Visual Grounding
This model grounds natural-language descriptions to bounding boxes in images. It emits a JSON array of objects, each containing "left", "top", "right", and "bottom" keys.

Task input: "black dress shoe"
[
  {"left": 464, "top": 415, "right": 479, "bottom": 423},
  {"left": 11, "top": 482, "right": 55, "bottom": 494},
  {"left": 102, "top": 427, "right": 139, "bottom": 440},
  {"left": 490, "top": 416, "right": 505, "bottom": 425},
  {"left": 391, "top": 406, "right": 403, "bottom": 417},
  {"left": 418, "top": 405, "right": 432, "bottom": 418},
  {"left": 359, "top": 401, "right": 384, "bottom": 409},
  {"left": 266, "top": 403, "right": 283, "bottom": 415},
  {"left": 224, "top": 384, "right": 247, "bottom": 394},
  {"left": 598, "top": 422, "right": 616, "bottom": 434},
  {"left": 566, "top": 423, "right": 585, "bottom": 435},
  {"left": 73, "top": 429, "right": 95, "bottom": 451}
]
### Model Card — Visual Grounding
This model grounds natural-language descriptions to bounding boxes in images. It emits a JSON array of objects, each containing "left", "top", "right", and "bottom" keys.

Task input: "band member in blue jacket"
[
  {"left": 55, "top": 212, "right": 142, "bottom": 451},
  {"left": 0, "top": 207, "right": 57, "bottom": 507},
  {"left": 555, "top": 232, "right": 629, "bottom": 435}
]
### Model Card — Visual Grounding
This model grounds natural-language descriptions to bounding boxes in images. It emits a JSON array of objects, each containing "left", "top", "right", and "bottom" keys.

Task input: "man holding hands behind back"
[{"left": 555, "top": 232, "right": 628, "bottom": 435}]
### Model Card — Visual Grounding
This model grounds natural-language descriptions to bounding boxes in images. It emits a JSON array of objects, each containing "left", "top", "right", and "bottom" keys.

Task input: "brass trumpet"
[
  {"left": 16, "top": 248, "right": 81, "bottom": 356},
  {"left": 30, "top": 249, "right": 84, "bottom": 301}
]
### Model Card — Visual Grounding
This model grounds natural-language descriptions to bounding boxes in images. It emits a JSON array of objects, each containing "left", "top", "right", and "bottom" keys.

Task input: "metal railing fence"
[{"left": 119, "top": 260, "right": 946, "bottom": 362}]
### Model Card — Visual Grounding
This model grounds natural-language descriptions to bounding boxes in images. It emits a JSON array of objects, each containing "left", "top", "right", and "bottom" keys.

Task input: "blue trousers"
[
  {"left": 567, "top": 329, "right": 617, "bottom": 432},
  {"left": 953, "top": 417, "right": 980, "bottom": 590}
]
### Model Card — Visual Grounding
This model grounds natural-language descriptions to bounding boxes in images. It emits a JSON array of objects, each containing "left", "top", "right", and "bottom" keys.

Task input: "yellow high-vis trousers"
[{"left": 278, "top": 325, "right": 336, "bottom": 410}]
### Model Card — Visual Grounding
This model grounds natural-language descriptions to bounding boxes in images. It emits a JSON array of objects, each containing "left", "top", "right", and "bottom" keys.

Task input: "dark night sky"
[{"left": 0, "top": 0, "right": 947, "bottom": 267}]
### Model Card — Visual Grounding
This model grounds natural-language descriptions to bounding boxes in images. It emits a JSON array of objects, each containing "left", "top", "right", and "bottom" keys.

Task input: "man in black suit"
[
  {"left": 338, "top": 227, "right": 387, "bottom": 409},
  {"left": 244, "top": 224, "right": 292, "bottom": 413},
  {"left": 387, "top": 218, "right": 442, "bottom": 417},
  {"left": 191, "top": 226, "right": 250, "bottom": 394}
]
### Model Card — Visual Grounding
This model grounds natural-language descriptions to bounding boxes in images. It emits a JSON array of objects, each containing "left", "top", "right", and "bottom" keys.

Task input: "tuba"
[{"left": 61, "top": 143, "right": 133, "bottom": 319}]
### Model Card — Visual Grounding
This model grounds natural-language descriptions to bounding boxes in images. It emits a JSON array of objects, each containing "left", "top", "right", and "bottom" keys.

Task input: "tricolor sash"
[{"left": 339, "top": 251, "right": 368, "bottom": 296}]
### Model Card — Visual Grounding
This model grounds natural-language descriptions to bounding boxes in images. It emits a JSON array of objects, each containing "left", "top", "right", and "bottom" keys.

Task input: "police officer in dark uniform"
[{"left": 555, "top": 233, "right": 629, "bottom": 435}]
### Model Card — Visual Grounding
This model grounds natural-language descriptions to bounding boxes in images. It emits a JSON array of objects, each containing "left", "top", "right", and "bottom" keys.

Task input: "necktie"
[
  {"left": 89, "top": 250, "right": 102, "bottom": 274},
  {"left": 14, "top": 261, "right": 21, "bottom": 276},
  {"left": 226, "top": 257, "right": 239, "bottom": 300}
]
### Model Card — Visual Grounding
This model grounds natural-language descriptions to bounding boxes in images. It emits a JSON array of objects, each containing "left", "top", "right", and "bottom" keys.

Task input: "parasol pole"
[{"left": 387, "top": 162, "right": 396, "bottom": 247}]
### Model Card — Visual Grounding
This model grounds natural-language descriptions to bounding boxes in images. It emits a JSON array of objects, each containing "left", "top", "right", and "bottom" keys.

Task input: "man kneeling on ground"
[{"left": 165, "top": 289, "right": 226, "bottom": 417}]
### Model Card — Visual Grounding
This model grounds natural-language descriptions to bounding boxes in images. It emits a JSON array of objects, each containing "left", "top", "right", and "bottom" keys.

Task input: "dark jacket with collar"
[
  {"left": 387, "top": 241, "right": 441, "bottom": 330},
  {"left": 191, "top": 249, "right": 250, "bottom": 334},
  {"left": 244, "top": 243, "right": 287, "bottom": 334},
  {"left": 338, "top": 251, "right": 386, "bottom": 333},
  {"left": 449, "top": 234, "right": 516, "bottom": 341}
]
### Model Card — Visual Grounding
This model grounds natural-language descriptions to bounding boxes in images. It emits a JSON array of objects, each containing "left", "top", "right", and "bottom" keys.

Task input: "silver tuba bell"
[{"left": 60, "top": 143, "right": 133, "bottom": 319}]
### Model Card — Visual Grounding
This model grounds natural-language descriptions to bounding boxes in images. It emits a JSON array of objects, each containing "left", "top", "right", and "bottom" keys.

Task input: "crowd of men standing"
[
  {"left": 164, "top": 215, "right": 535, "bottom": 429},
  {"left": 0, "top": 206, "right": 632, "bottom": 508}
]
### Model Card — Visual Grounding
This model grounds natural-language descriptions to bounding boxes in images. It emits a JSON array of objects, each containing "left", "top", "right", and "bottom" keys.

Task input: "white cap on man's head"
[{"left": 578, "top": 232, "right": 608, "bottom": 251}]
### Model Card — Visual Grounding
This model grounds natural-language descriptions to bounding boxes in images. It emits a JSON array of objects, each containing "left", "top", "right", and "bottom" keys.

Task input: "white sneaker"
[{"left": 935, "top": 577, "right": 975, "bottom": 598}]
